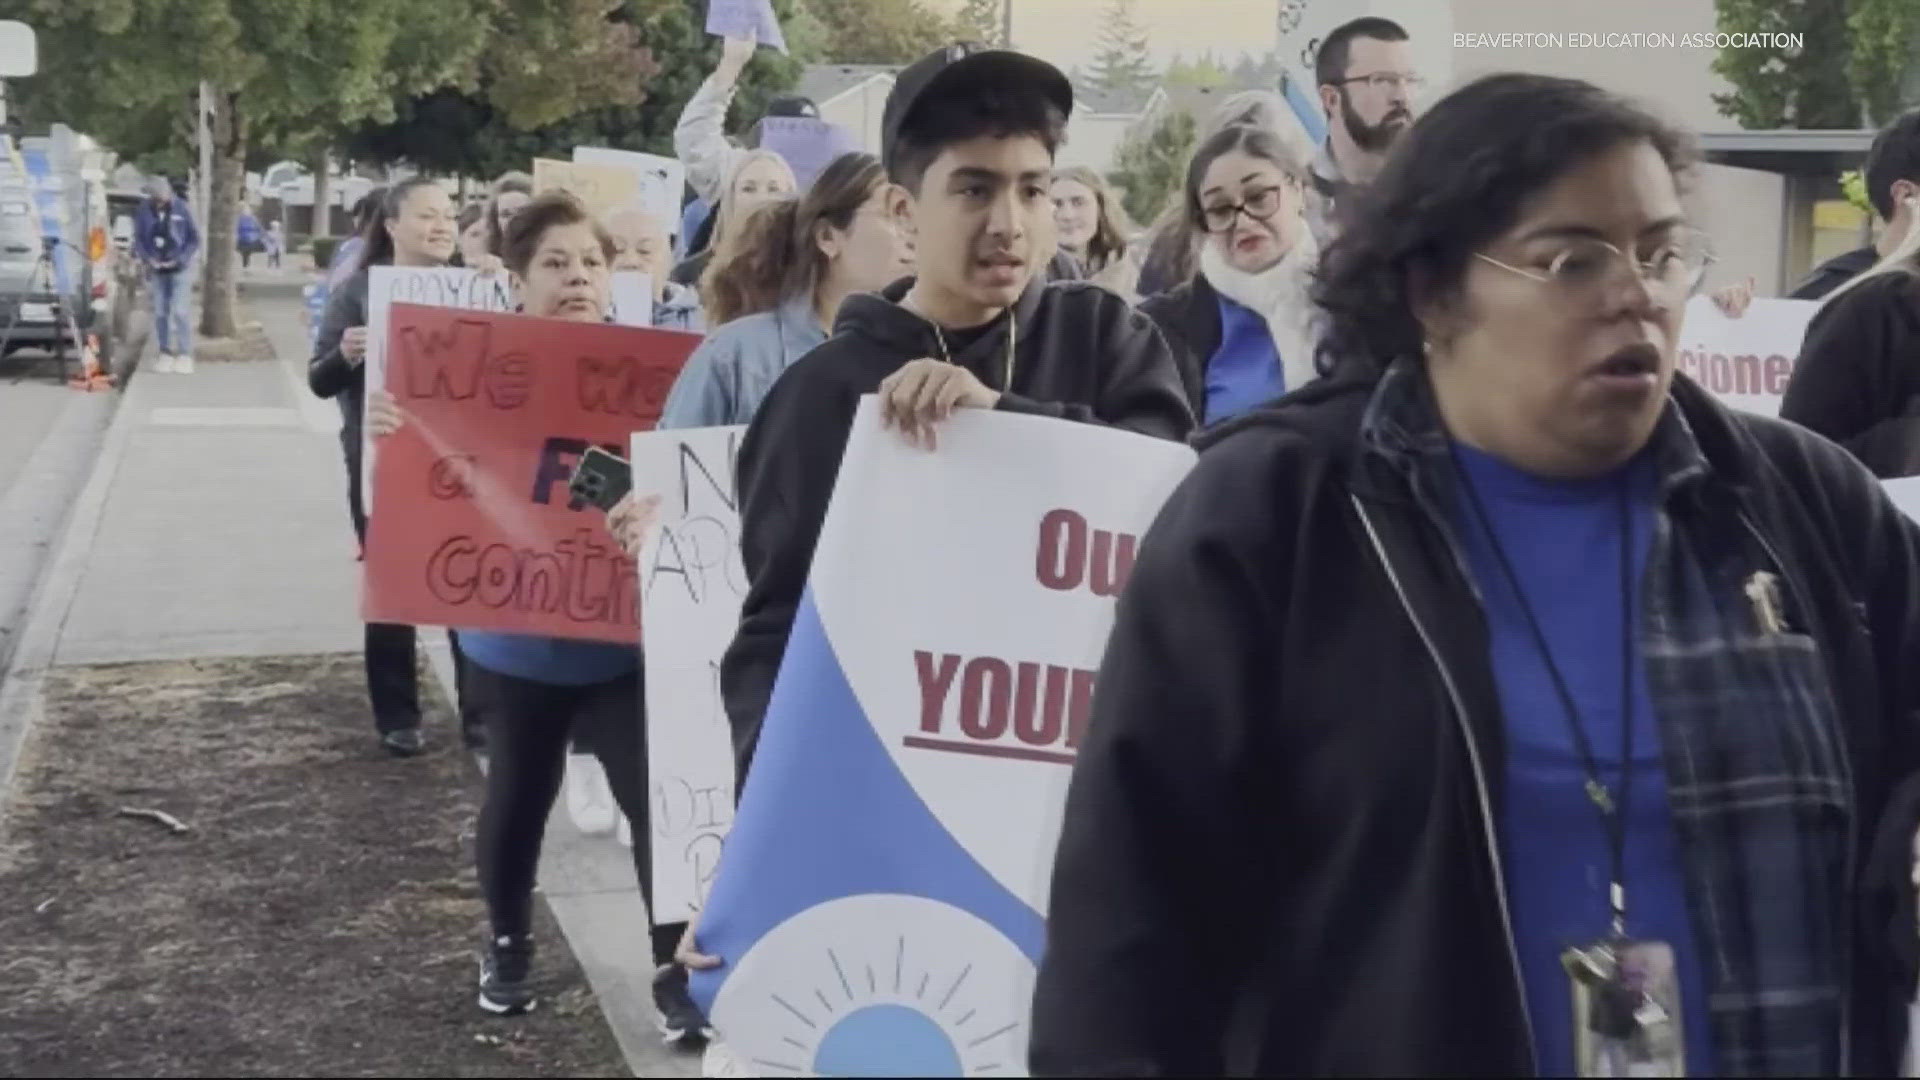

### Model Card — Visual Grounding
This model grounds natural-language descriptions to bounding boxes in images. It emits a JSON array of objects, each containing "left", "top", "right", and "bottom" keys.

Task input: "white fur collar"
[{"left": 1198, "top": 233, "right": 1322, "bottom": 394}]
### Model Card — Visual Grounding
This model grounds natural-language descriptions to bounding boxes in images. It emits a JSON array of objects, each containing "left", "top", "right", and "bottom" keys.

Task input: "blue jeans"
[{"left": 150, "top": 269, "right": 192, "bottom": 355}]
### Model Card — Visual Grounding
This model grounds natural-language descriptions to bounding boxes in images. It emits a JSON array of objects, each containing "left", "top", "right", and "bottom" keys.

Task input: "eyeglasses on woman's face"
[
  {"left": 1474, "top": 228, "right": 1715, "bottom": 304},
  {"left": 1200, "top": 185, "right": 1287, "bottom": 234}
]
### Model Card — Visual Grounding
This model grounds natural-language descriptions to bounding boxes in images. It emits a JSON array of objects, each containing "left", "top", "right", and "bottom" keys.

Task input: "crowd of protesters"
[{"left": 279, "top": 13, "right": 1920, "bottom": 1076}]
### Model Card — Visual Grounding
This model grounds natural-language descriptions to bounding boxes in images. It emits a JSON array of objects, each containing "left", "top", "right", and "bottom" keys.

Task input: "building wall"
[
  {"left": 818, "top": 79, "right": 893, "bottom": 158},
  {"left": 1450, "top": 0, "right": 1792, "bottom": 291},
  {"left": 1058, "top": 114, "right": 1134, "bottom": 176}
]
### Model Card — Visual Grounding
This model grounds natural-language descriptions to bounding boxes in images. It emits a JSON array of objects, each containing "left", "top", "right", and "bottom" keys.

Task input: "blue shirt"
[
  {"left": 1202, "top": 295, "right": 1283, "bottom": 424},
  {"left": 1448, "top": 442, "right": 1715, "bottom": 1076},
  {"left": 457, "top": 631, "right": 637, "bottom": 687}
]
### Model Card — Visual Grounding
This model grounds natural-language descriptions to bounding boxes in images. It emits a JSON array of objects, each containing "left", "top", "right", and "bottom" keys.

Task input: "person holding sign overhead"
[
  {"left": 671, "top": 33, "right": 799, "bottom": 288},
  {"left": 711, "top": 43, "right": 1192, "bottom": 795},
  {"left": 659, "top": 152, "right": 912, "bottom": 430},
  {"left": 365, "top": 191, "right": 701, "bottom": 1040},
  {"left": 1033, "top": 73, "right": 1920, "bottom": 1077},
  {"left": 309, "top": 177, "right": 484, "bottom": 758}
]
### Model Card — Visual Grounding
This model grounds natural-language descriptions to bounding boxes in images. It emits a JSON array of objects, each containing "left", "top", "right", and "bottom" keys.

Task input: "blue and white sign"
[{"left": 689, "top": 399, "right": 1196, "bottom": 1076}]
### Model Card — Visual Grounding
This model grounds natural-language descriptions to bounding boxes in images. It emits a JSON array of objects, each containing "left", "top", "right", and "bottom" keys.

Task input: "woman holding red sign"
[{"left": 366, "top": 191, "right": 700, "bottom": 1040}]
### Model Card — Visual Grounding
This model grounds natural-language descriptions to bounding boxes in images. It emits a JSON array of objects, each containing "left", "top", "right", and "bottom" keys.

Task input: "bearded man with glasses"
[{"left": 1309, "top": 16, "right": 1421, "bottom": 245}]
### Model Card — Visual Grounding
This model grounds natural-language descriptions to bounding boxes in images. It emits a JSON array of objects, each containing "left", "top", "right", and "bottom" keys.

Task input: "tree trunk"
[
  {"left": 198, "top": 88, "right": 245, "bottom": 340},
  {"left": 310, "top": 143, "right": 331, "bottom": 241}
]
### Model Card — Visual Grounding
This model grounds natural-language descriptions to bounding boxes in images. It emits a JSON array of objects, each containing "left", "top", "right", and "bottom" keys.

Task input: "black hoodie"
[{"left": 719, "top": 275, "right": 1194, "bottom": 779}]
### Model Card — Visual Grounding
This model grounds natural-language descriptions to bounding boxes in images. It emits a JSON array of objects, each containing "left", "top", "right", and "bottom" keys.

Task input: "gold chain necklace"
[{"left": 901, "top": 291, "right": 1017, "bottom": 389}]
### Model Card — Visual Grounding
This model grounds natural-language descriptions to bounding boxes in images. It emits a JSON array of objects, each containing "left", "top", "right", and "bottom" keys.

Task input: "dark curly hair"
[{"left": 1312, "top": 74, "right": 1696, "bottom": 378}]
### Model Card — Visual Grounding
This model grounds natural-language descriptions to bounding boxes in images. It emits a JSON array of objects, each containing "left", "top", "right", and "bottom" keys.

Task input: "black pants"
[
  {"left": 346, "top": 433, "right": 483, "bottom": 738},
  {"left": 467, "top": 663, "right": 685, "bottom": 963}
]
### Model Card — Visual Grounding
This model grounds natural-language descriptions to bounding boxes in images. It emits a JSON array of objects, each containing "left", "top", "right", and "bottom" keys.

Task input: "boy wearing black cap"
[{"left": 718, "top": 43, "right": 1195, "bottom": 779}]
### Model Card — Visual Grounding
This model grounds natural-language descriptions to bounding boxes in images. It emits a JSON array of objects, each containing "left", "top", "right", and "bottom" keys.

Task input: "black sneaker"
[
  {"left": 652, "top": 963, "right": 711, "bottom": 1046},
  {"left": 381, "top": 728, "right": 425, "bottom": 758},
  {"left": 478, "top": 934, "right": 536, "bottom": 1015}
]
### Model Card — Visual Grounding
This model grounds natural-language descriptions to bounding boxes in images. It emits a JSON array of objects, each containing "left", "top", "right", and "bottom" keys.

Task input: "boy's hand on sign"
[
  {"left": 718, "top": 35, "right": 757, "bottom": 80},
  {"left": 676, "top": 913, "right": 723, "bottom": 971},
  {"left": 878, "top": 358, "right": 1001, "bottom": 452},
  {"left": 366, "top": 389, "right": 407, "bottom": 438},
  {"left": 606, "top": 492, "right": 663, "bottom": 560},
  {"left": 341, "top": 325, "right": 368, "bottom": 364},
  {"left": 1710, "top": 276, "right": 1755, "bottom": 319}
]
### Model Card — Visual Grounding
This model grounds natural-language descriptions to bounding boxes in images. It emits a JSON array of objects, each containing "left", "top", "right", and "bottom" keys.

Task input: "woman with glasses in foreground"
[
  {"left": 1034, "top": 74, "right": 1920, "bottom": 1077},
  {"left": 1140, "top": 124, "right": 1322, "bottom": 425}
]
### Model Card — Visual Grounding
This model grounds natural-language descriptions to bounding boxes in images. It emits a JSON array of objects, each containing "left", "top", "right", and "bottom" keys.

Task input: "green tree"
[
  {"left": 1108, "top": 109, "right": 1195, "bottom": 226},
  {"left": 1082, "top": 0, "right": 1156, "bottom": 105},
  {"left": 806, "top": 0, "right": 956, "bottom": 63},
  {"left": 954, "top": 0, "right": 1004, "bottom": 46},
  {"left": 345, "top": 0, "right": 811, "bottom": 178},
  {"left": 1710, "top": 0, "right": 1859, "bottom": 127},
  {"left": 1164, "top": 52, "right": 1230, "bottom": 94},
  {"left": 1846, "top": 0, "right": 1920, "bottom": 125}
]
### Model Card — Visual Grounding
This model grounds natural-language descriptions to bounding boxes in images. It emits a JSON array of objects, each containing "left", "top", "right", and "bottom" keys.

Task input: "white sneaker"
[
  {"left": 563, "top": 754, "right": 618, "bottom": 836},
  {"left": 617, "top": 813, "right": 632, "bottom": 848},
  {"left": 176, "top": 353, "right": 195, "bottom": 375},
  {"left": 153, "top": 353, "right": 175, "bottom": 374}
]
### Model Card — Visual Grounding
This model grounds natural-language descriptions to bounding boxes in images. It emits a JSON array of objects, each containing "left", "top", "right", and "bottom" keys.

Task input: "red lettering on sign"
[
  {"left": 904, "top": 650, "right": 1095, "bottom": 766},
  {"left": 1035, "top": 508, "right": 1140, "bottom": 597}
]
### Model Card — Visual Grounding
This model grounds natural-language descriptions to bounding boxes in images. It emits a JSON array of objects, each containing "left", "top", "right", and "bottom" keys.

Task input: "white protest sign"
[
  {"left": 633, "top": 424, "right": 748, "bottom": 925},
  {"left": 1887, "top": 477, "right": 1920, "bottom": 526},
  {"left": 610, "top": 272, "right": 653, "bottom": 328},
  {"left": 697, "top": 402, "right": 1197, "bottom": 1073},
  {"left": 574, "top": 146, "right": 688, "bottom": 241},
  {"left": 363, "top": 267, "right": 515, "bottom": 512},
  {"left": 1676, "top": 296, "right": 1819, "bottom": 418}
]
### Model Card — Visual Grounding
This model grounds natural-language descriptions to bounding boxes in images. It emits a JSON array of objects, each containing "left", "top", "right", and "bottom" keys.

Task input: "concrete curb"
[{"left": 0, "top": 365, "right": 147, "bottom": 811}]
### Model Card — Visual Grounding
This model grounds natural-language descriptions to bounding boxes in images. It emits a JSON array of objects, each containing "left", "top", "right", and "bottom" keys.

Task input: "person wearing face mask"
[
  {"left": 602, "top": 203, "right": 703, "bottom": 331},
  {"left": 670, "top": 149, "right": 796, "bottom": 289},
  {"left": 309, "top": 179, "right": 484, "bottom": 757},
  {"left": 1033, "top": 74, "right": 1920, "bottom": 1077},
  {"left": 1308, "top": 17, "right": 1419, "bottom": 245},
  {"left": 1780, "top": 157, "right": 1920, "bottom": 478},
  {"left": 1050, "top": 166, "right": 1137, "bottom": 299},
  {"left": 1139, "top": 125, "right": 1321, "bottom": 424},
  {"left": 365, "top": 191, "right": 700, "bottom": 1039}
]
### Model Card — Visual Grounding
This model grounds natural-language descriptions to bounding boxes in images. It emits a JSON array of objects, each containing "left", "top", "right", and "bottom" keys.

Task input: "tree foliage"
[
  {"left": 1164, "top": 53, "right": 1231, "bottom": 94},
  {"left": 1108, "top": 109, "right": 1195, "bottom": 226},
  {"left": 1845, "top": 0, "right": 1920, "bottom": 126},
  {"left": 804, "top": 0, "right": 955, "bottom": 63},
  {"left": 1081, "top": 0, "right": 1157, "bottom": 105},
  {"left": 1710, "top": 0, "right": 1860, "bottom": 127},
  {"left": 954, "top": 0, "right": 1004, "bottom": 47},
  {"left": 344, "top": 0, "right": 810, "bottom": 178}
]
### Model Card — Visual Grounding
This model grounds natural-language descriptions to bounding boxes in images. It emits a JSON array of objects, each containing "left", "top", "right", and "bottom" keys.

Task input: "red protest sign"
[{"left": 363, "top": 303, "right": 699, "bottom": 643}]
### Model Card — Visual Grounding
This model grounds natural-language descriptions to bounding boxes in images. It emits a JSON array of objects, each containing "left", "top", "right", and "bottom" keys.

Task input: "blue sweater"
[
  {"left": 1202, "top": 295, "right": 1283, "bottom": 424},
  {"left": 1449, "top": 442, "right": 1714, "bottom": 1076}
]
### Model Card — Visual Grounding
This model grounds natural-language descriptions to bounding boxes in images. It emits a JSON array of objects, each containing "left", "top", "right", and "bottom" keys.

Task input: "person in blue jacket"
[{"left": 133, "top": 177, "right": 201, "bottom": 374}]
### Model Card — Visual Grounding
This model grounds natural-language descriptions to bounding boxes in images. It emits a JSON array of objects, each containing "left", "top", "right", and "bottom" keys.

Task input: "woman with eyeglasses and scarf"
[
  {"left": 1034, "top": 74, "right": 1920, "bottom": 1078},
  {"left": 1139, "top": 124, "right": 1323, "bottom": 426}
]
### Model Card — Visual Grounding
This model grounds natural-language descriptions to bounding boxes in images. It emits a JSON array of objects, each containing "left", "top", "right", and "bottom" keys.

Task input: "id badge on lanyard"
[{"left": 1563, "top": 937, "right": 1687, "bottom": 1077}]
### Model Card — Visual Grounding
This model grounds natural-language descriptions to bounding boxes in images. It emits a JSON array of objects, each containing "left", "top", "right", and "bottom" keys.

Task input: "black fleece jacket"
[
  {"left": 1031, "top": 372, "right": 1920, "bottom": 1077},
  {"left": 1783, "top": 271, "right": 1920, "bottom": 478},
  {"left": 720, "top": 276, "right": 1193, "bottom": 781},
  {"left": 309, "top": 268, "right": 371, "bottom": 461}
]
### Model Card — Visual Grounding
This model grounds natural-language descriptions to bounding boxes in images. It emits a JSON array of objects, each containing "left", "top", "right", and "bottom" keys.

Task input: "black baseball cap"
[{"left": 881, "top": 43, "right": 1075, "bottom": 172}]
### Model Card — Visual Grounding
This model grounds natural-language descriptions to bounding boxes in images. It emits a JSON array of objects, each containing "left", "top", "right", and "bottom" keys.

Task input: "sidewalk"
[{"left": 0, "top": 284, "right": 693, "bottom": 1078}]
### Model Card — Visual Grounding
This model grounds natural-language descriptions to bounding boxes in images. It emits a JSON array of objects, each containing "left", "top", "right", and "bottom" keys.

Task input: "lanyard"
[{"left": 1457, "top": 458, "right": 1639, "bottom": 938}]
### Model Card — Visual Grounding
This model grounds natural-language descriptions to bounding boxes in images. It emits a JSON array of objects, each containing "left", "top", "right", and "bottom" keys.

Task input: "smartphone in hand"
[{"left": 569, "top": 446, "right": 633, "bottom": 512}]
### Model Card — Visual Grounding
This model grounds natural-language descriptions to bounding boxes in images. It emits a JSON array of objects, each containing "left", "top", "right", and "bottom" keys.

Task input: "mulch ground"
[{"left": 0, "top": 654, "right": 630, "bottom": 1077}]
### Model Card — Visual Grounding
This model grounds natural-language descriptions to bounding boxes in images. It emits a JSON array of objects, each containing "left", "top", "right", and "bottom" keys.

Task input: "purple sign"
[
  {"left": 707, "top": 0, "right": 788, "bottom": 54},
  {"left": 756, "top": 117, "right": 862, "bottom": 191}
]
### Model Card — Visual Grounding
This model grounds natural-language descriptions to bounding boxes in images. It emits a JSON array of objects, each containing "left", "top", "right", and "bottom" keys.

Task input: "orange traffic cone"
[{"left": 67, "top": 334, "right": 116, "bottom": 392}]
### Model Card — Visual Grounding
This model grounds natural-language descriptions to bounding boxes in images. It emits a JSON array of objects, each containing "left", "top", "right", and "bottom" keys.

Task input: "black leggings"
[{"left": 467, "top": 663, "right": 685, "bottom": 964}]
